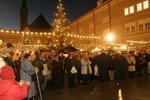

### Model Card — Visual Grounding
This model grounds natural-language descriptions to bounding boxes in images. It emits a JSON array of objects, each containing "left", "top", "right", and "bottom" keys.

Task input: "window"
[
  {"left": 126, "top": 27, "right": 130, "bottom": 33},
  {"left": 148, "top": 23, "right": 150, "bottom": 29},
  {"left": 139, "top": 25, "right": 141, "bottom": 31},
  {"left": 141, "top": 24, "right": 143, "bottom": 31},
  {"left": 124, "top": 8, "right": 129, "bottom": 15},
  {"left": 143, "top": 0, "right": 149, "bottom": 9},
  {"left": 139, "top": 24, "right": 144, "bottom": 31},
  {"left": 145, "top": 23, "right": 148, "bottom": 30},
  {"left": 133, "top": 26, "right": 136, "bottom": 32},
  {"left": 131, "top": 26, "right": 136, "bottom": 32},
  {"left": 132, "top": 26, "right": 133, "bottom": 32},
  {"left": 137, "top": 3, "right": 142, "bottom": 11},
  {"left": 130, "top": 6, "right": 134, "bottom": 14}
]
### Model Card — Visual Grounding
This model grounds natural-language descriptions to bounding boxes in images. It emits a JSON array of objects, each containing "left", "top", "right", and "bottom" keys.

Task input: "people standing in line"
[
  {"left": 0, "top": 56, "right": 29, "bottom": 100},
  {"left": 20, "top": 51, "right": 37, "bottom": 100}
]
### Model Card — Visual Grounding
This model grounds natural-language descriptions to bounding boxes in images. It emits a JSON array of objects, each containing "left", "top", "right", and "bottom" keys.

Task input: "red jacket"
[
  {"left": 0, "top": 64, "right": 15, "bottom": 80},
  {"left": 0, "top": 80, "right": 29, "bottom": 100}
]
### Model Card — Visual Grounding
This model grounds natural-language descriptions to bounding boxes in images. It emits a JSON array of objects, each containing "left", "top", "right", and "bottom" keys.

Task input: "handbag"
[{"left": 70, "top": 66, "right": 77, "bottom": 74}]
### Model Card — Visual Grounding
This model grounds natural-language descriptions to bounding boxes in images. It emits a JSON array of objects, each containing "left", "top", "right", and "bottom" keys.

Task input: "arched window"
[
  {"left": 131, "top": 26, "right": 133, "bottom": 32},
  {"left": 145, "top": 23, "right": 148, "bottom": 30},
  {"left": 139, "top": 25, "right": 141, "bottom": 31},
  {"left": 131, "top": 26, "right": 136, "bottom": 32},
  {"left": 126, "top": 27, "right": 130, "bottom": 33},
  {"left": 148, "top": 23, "right": 150, "bottom": 29},
  {"left": 141, "top": 24, "right": 143, "bottom": 31},
  {"left": 133, "top": 26, "right": 136, "bottom": 32},
  {"left": 139, "top": 24, "right": 144, "bottom": 32}
]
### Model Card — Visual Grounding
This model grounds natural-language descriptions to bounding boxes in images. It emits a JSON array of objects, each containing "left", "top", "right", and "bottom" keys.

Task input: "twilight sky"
[{"left": 0, "top": 0, "right": 97, "bottom": 30}]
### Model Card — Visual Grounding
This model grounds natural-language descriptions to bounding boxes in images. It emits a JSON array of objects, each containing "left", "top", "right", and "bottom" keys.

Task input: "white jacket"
[{"left": 81, "top": 58, "right": 92, "bottom": 75}]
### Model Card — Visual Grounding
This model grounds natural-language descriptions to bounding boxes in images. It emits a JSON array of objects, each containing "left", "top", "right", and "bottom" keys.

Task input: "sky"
[{"left": 0, "top": 0, "right": 97, "bottom": 30}]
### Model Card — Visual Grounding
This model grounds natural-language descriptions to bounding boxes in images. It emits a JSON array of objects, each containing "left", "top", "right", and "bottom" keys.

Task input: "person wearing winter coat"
[
  {"left": 0, "top": 57, "right": 29, "bottom": 100},
  {"left": 127, "top": 53, "right": 136, "bottom": 77},
  {"left": 20, "top": 52, "right": 36, "bottom": 100},
  {"left": 80, "top": 53, "right": 92, "bottom": 85},
  {"left": 64, "top": 54, "right": 77, "bottom": 88},
  {"left": 51, "top": 54, "right": 65, "bottom": 89}
]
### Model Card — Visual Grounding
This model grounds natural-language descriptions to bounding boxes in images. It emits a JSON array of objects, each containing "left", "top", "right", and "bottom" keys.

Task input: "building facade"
[
  {"left": 70, "top": 0, "right": 150, "bottom": 49},
  {"left": 0, "top": 0, "right": 52, "bottom": 45}
]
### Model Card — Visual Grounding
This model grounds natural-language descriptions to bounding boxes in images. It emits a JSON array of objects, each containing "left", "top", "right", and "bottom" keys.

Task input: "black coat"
[
  {"left": 113, "top": 54, "right": 129, "bottom": 74},
  {"left": 51, "top": 60, "right": 65, "bottom": 79},
  {"left": 64, "top": 58, "right": 75, "bottom": 76}
]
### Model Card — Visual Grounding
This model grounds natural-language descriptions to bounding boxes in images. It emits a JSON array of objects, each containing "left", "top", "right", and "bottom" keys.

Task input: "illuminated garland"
[
  {"left": 0, "top": 29, "right": 101, "bottom": 40},
  {"left": 127, "top": 40, "right": 150, "bottom": 44}
]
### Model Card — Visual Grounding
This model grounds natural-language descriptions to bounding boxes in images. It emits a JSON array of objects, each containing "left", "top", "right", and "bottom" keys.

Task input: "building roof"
[{"left": 29, "top": 15, "right": 52, "bottom": 32}]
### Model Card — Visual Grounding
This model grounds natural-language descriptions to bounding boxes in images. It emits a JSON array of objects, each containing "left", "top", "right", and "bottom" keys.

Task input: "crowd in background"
[{"left": 0, "top": 43, "right": 150, "bottom": 100}]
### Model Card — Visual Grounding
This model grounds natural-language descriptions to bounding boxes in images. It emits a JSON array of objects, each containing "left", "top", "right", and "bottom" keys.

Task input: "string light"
[
  {"left": 40, "top": 32, "right": 43, "bottom": 35},
  {"left": 30, "top": 32, "right": 34, "bottom": 35},
  {"left": 21, "top": 32, "right": 24, "bottom": 34},
  {"left": 11, "top": 30, "right": 15, "bottom": 33},
  {"left": 0, "top": 29, "right": 4, "bottom": 32},
  {"left": 26, "top": 32, "right": 29, "bottom": 34},
  {"left": 44, "top": 32, "right": 47, "bottom": 35},
  {"left": 16, "top": 31, "right": 20, "bottom": 34},
  {"left": 6, "top": 30, "right": 9, "bottom": 33},
  {"left": 35, "top": 32, "right": 38, "bottom": 35},
  {"left": 0, "top": 29, "right": 101, "bottom": 40},
  {"left": 48, "top": 32, "right": 51, "bottom": 35},
  {"left": 127, "top": 40, "right": 150, "bottom": 44}
]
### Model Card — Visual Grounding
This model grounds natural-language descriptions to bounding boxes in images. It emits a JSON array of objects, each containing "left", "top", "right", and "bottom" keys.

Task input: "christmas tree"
[{"left": 52, "top": 0, "right": 70, "bottom": 48}]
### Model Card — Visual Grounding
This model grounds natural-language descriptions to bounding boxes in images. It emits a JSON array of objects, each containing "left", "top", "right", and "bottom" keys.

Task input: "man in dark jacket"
[
  {"left": 95, "top": 52, "right": 110, "bottom": 81},
  {"left": 64, "top": 54, "right": 77, "bottom": 88},
  {"left": 51, "top": 54, "right": 65, "bottom": 90},
  {"left": 113, "top": 53, "right": 129, "bottom": 80}
]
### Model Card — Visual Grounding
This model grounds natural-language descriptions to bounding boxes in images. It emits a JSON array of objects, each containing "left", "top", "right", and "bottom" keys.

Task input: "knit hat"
[{"left": 0, "top": 58, "right": 14, "bottom": 80}]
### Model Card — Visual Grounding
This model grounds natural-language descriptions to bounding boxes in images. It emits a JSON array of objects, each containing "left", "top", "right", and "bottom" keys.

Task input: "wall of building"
[{"left": 70, "top": 0, "right": 150, "bottom": 48}]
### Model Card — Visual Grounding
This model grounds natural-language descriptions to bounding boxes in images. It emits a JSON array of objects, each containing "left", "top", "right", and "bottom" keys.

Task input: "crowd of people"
[{"left": 0, "top": 43, "right": 150, "bottom": 100}]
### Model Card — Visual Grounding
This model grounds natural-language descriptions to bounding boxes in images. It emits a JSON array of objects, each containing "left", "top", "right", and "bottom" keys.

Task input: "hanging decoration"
[{"left": 0, "top": 29, "right": 101, "bottom": 40}]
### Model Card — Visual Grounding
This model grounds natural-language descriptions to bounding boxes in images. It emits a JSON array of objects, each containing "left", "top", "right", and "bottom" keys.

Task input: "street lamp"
[
  {"left": 106, "top": 3, "right": 116, "bottom": 42},
  {"left": 105, "top": 32, "right": 115, "bottom": 42}
]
